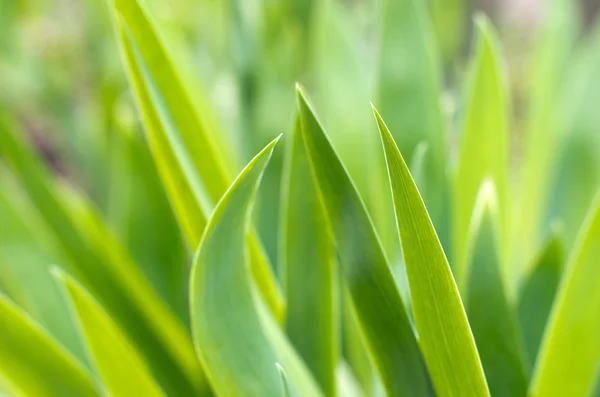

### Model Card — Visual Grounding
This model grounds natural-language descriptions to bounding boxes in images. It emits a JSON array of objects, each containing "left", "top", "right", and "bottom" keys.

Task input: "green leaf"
[
  {"left": 376, "top": 0, "right": 448, "bottom": 246},
  {"left": 464, "top": 181, "right": 528, "bottom": 397},
  {"left": 55, "top": 270, "right": 165, "bottom": 397},
  {"left": 530, "top": 194, "right": 600, "bottom": 397},
  {"left": 0, "top": 293, "right": 99, "bottom": 397},
  {"left": 454, "top": 16, "right": 511, "bottom": 289},
  {"left": 517, "top": 231, "right": 564, "bottom": 373},
  {"left": 280, "top": 116, "right": 337, "bottom": 395},
  {"left": 374, "top": 106, "right": 489, "bottom": 397},
  {"left": 277, "top": 364, "right": 292, "bottom": 397},
  {"left": 0, "top": 116, "right": 207, "bottom": 396},
  {"left": 113, "top": 0, "right": 284, "bottom": 321},
  {"left": 190, "top": 136, "right": 323, "bottom": 397},
  {"left": 297, "top": 87, "right": 431, "bottom": 396}
]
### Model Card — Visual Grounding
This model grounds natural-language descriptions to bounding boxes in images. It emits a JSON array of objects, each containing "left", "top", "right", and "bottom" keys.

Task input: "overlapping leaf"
[
  {"left": 530, "top": 194, "right": 600, "bottom": 397},
  {"left": 190, "top": 136, "right": 322, "bottom": 396},
  {"left": 374, "top": 107, "right": 489, "bottom": 397},
  {"left": 454, "top": 16, "right": 510, "bottom": 289},
  {"left": 0, "top": 293, "right": 98, "bottom": 397},
  {"left": 56, "top": 270, "right": 165, "bottom": 397},
  {"left": 280, "top": 116, "right": 336, "bottom": 395},
  {"left": 297, "top": 87, "right": 431, "bottom": 396},
  {"left": 464, "top": 182, "right": 528, "bottom": 396},
  {"left": 111, "top": 0, "right": 284, "bottom": 320}
]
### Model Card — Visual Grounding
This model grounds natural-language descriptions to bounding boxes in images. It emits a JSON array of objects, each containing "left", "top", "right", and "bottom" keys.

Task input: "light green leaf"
[
  {"left": 0, "top": 116, "right": 207, "bottom": 396},
  {"left": 55, "top": 270, "right": 165, "bottom": 397},
  {"left": 376, "top": 0, "right": 448, "bottom": 247},
  {"left": 113, "top": 0, "right": 284, "bottom": 320},
  {"left": 190, "top": 136, "right": 323, "bottom": 397},
  {"left": 454, "top": 16, "right": 511, "bottom": 289},
  {"left": 464, "top": 182, "right": 528, "bottom": 397},
  {"left": 374, "top": 106, "right": 489, "bottom": 397},
  {"left": 280, "top": 116, "right": 337, "bottom": 395},
  {"left": 277, "top": 364, "right": 292, "bottom": 397},
  {"left": 530, "top": 194, "right": 600, "bottom": 397},
  {"left": 517, "top": 231, "right": 564, "bottom": 373},
  {"left": 297, "top": 87, "right": 431, "bottom": 396},
  {"left": 0, "top": 293, "right": 99, "bottom": 397}
]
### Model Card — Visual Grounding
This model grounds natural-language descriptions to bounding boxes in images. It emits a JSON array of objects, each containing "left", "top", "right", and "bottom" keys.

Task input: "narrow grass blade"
[
  {"left": 277, "top": 364, "right": 292, "bottom": 397},
  {"left": 517, "top": 232, "right": 564, "bottom": 373},
  {"left": 280, "top": 116, "right": 336, "bottom": 395},
  {"left": 297, "top": 87, "right": 432, "bottom": 396},
  {"left": 190, "top": 136, "right": 323, "bottom": 396},
  {"left": 0, "top": 293, "right": 98, "bottom": 397},
  {"left": 530, "top": 194, "right": 600, "bottom": 397},
  {"left": 377, "top": 0, "right": 448, "bottom": 244},
  {"left": 374, "top": 107, "right": 489, "bottom": 397},
  {"left": 113, "top": 0, "right": 284, "bottom": 320},
  {"left": 465, "top": 182, "right": 528, "bottom": 396},
  {"left": 454, "top": 16, "right": 510, "bottom": 288},
  {"left": 0, "top": 116, "right": 207, "bottom": 396},
  {"left": 55, "top": 270, "right": 165, "bottom": 397}
]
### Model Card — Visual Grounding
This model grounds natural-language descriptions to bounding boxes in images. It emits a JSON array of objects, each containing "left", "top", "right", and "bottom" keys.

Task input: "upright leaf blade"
[
  {"left": 56, "top": 271, "right": 165, "bottom": 397},
  {"left": 517, "top": 232, "right": 564, "bottom": 373},
  {"left": 297, "top": 87, "right": 432, "bottom": 396},
  {"left": 113, "top": 0, "right": 284, "bottom": 320},
  {"left": 454, "top": 16, "right": 510, "bottom": 288},
  {"left": 0, "top": 293, "right": 99, "bottom": 397},
  {"left": 465, "top": 182, "right": 528, "bottom": 397},
  {"left": 374, "top": 107, "right": 489, "bottom": 397},
  {"left": 0, "top": 116, "right": 207, "bottom": 396},
  {"left": 280, "top": 116, "right": 337, "bottom": 395},
  {"left": 530, "top": 194, "right": 600, "bottom": 397},
  {"left": 190, "top": 136, "right": 323, "bottom": 397}
]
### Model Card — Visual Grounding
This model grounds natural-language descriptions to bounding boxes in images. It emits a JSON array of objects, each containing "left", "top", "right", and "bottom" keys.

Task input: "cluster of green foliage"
[{"left": 1, "top": 0, "right": 600, "bottom": 396}]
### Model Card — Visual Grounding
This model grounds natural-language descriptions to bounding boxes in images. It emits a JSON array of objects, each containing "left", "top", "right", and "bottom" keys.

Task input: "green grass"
[{"left": 0, "top": 0, "right": 599, "bottom": 396}]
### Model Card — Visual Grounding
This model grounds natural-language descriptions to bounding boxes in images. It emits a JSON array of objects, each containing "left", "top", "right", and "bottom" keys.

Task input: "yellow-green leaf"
[
  {"left": 280, "top": 116, "right": 337, "bottom": 395},
  {"left": 298, "top": 87, "right": 431, "bottom": 396},
  {"left": 464, "top": 182, "right": 528, "bottom": 397},
  {"left": 113, "top": 0, "right": 284, "bottom": 321},
  {"left": 530, "top": 194, "right": 600, "bottom": 397},
  {"left": 0, "top": 293, "right": 98, "bottom": 397},
  {"left": 55, "top": 270, "right": 165, "bottom": 397},
  {"left": 190, "top": 136, "right": 323, "bottom": 397},
  {"left": 454, "top": 16, "right": 510, "bottom": 289},
  {"left": 374, "top": 106, "right": 489, "bottom": 397}
]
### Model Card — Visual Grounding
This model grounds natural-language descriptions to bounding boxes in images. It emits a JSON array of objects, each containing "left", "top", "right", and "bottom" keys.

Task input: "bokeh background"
[{"left": 1, "top": 0, "right": 599, "bottom": 365}]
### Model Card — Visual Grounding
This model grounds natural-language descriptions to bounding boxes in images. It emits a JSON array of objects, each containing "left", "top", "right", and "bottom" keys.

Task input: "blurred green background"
[{"left": 1, "top": 0, "right": 599, "bottom": 364}]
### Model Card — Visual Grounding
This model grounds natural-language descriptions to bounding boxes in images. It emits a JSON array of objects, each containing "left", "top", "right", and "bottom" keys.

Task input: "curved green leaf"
[
  {"left": 297, "top": 87, "right": 431, "bottom": 396},
  {"left": 530, "top": 194, "right": 600, "bottom": 397},
  {"left": 0, "top": 293, "right": 98, "bottom": 397},
  {"left": 55, "top": 270, "right": 165, "bottom": 397},
  {"left": 465, "top": 182, "right": 528, "bottom": 397},
  {"left": 0, "top": 116, "right": 206, "bottom": 396},
  {"left": 517, "top": 231, "right": 564, "bottom": 373},
  {"left": 374, "top": 106, "right": 489, "bottom": 397},
  {"left": 113, "top": 0, "right": 284, "bottom": 321},
  {"left": 190, "top": 136, "right": 322, "bottom": 397},
  {"left": 454, "top": 16, "right": 510, "bottom": 289},
  {"left": 280, "top": 116, "right": 337, "bottom": 395}
]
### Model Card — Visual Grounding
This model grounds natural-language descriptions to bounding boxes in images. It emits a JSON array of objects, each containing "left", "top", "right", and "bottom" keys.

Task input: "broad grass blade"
[
  {"left": 280, "top": 116, "right": 337, "bottom": 395},
  {"left": 190, "top": 137, "right": 323, "bottom": 396},
  {"left": 374, "top": 107, "right": 489, "bottom": 397},
  {"left": 298, "top": 87, "right": 432, "bottom": 396}
]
